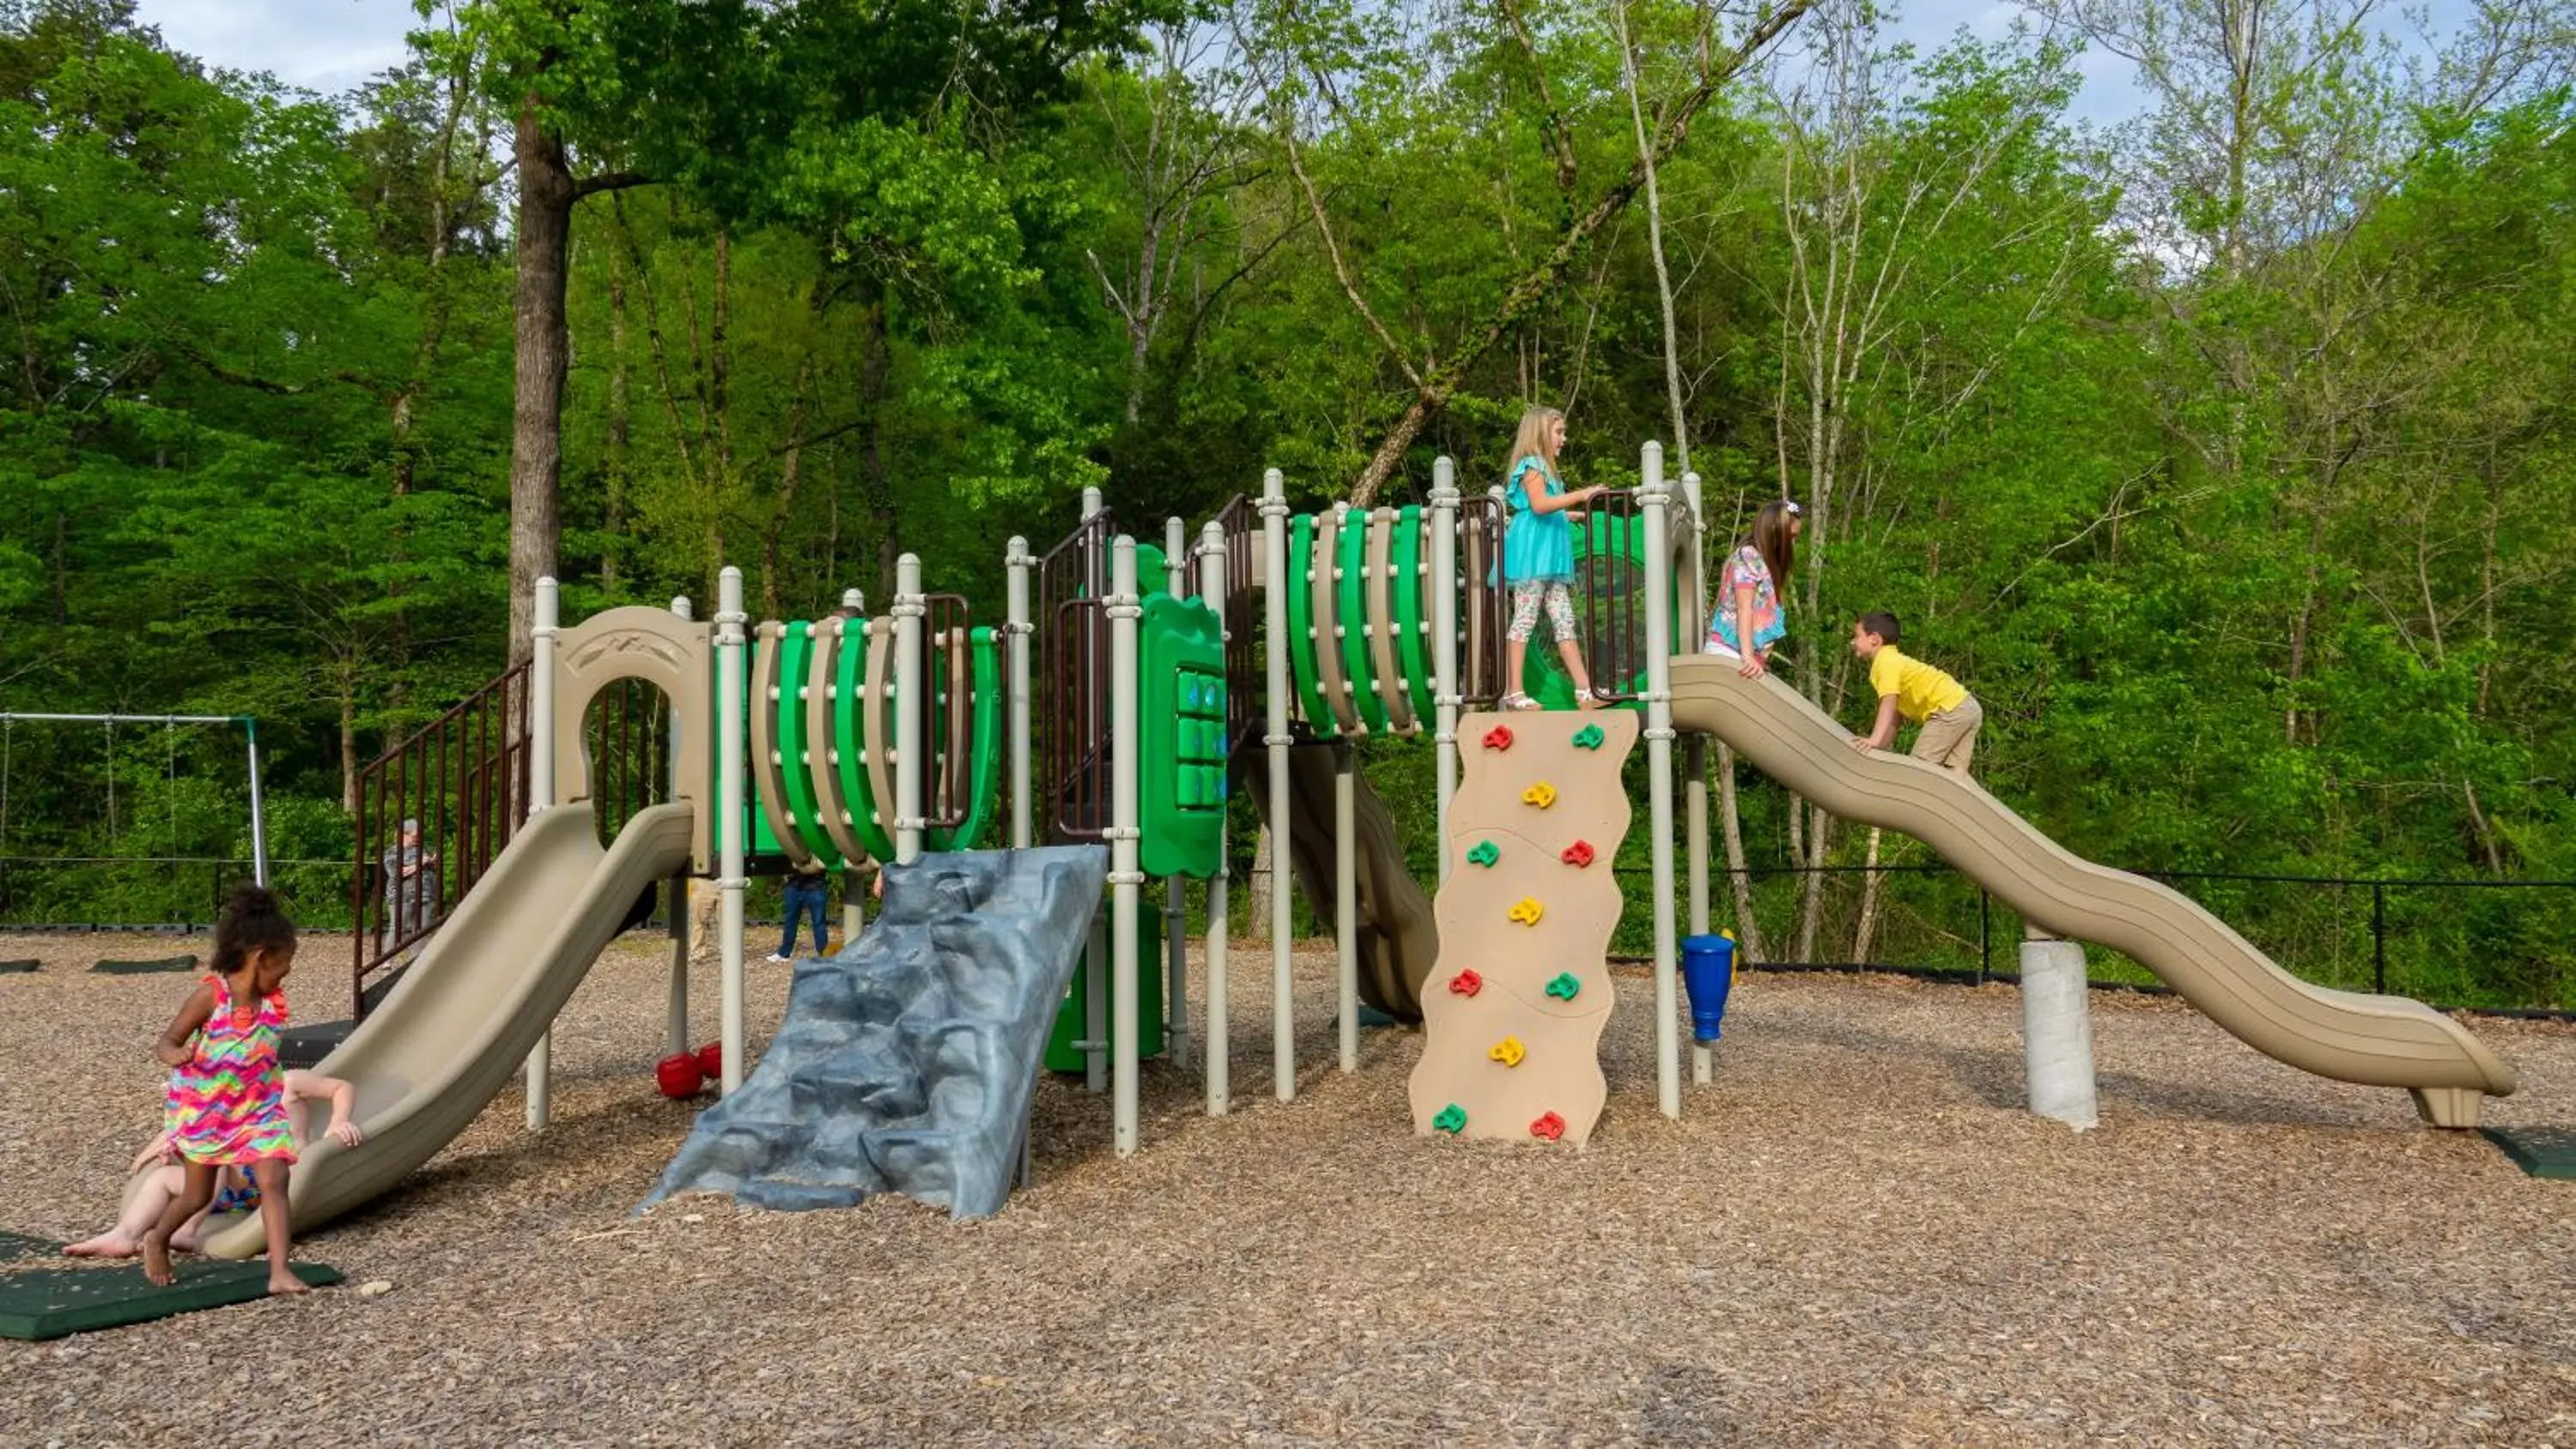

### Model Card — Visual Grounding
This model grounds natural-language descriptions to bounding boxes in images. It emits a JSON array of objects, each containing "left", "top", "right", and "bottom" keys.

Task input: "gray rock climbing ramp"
[{"left": 640, "top": 846, "right": 1108, "bottom": 1220}]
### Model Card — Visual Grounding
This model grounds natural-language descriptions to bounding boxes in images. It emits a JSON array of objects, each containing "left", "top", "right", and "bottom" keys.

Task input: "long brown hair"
[{"left": 1747, "top": 500, "right": 1800, "bottom": 591}]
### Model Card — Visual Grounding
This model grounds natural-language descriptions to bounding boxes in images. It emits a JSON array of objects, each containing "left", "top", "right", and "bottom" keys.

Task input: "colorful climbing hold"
[
  {"left": 1467, "top": 839, "right": 1501, "bottom": 868},
  {"left": 1507, "top": 897, "right": 1545, "bottom": 927},
  {"left": 1522, "top": 781, "right": 1558, "bottom": 809},
  {"left": 1449, "top": 969, "right": 1484, "bottom": 997},
  {"left": 1560, "top": 840, "right": 1596, "bottom": 868},
  {"left": 1571, "top": 723, "right": 1607, "bottom": 750},
  {"left": 1544, "top": 972, "right": 1580, "bottom": 1002},
  {"left": 1433, "top": 1104, "right": 1467, "bottom": 1135},
  {"left": 1482, "top": 724, "right": 1515, "bottom": 751},
  {"left": 1488, "top": 1036, "right": 1527, "bottom": 1067},
  {"left": 1530, "top": 1112, "right": 1567, "bottom": 1142}
]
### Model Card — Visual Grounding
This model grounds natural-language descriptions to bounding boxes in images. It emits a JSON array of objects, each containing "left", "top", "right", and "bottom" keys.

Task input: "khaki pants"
[{"left": 1911, "top": 694, "right": 1984, "bottom": 775}]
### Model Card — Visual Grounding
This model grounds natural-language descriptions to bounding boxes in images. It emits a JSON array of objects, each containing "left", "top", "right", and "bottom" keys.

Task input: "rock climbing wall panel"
[{"left": 1409, "top": 710, "right": 1638, "bottom": 1147}]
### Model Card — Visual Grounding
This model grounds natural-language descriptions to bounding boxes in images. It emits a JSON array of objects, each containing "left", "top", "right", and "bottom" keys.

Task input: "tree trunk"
[
  {"left": 340, "top": 690, "right": 359, "bottom": 815},
  {"left": 507, "top": 96, "right": 574, "bottom": 669},
  {"left": 1716, "top": 743, "right": 1765, "bottom": 961},
  {"left": 860, "top": 298, "right": 897, "bottom": 597},
  {"left": 1246, "top": 824, "right": 1274, "bottom": 938},
  {"left": 603, "top": 218, "right": 631, "bottom": 592},
  {"left": 1849, "top": 825, "right": 1884, "bottom": 963}
]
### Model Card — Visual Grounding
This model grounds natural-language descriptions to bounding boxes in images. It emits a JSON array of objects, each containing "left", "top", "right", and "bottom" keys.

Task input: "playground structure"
[{"left": 197, "top": 440, "right": 2521, "bottom": 1255}]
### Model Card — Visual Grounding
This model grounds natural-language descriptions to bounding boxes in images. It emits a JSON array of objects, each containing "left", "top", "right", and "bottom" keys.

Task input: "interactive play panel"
[{"left": 1411, "top": 711, "right": 1638, "bottom": 1146}]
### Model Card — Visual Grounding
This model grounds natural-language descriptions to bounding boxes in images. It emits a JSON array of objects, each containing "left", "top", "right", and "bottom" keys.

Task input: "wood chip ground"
[{"left": 3, "top": 930, "right": 2570, "bottom": 1446}]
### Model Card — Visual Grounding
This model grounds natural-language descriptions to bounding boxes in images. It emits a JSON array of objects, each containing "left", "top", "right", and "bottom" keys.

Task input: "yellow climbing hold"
[
  {"left": 1522, "top": 781, "right": 1557, "bottom": 809},
  {"left": 1508, "top": 897, "right": 1544, "bottom": 926},
  {"left": 1488, "top": 1036, "right": 1527, "bottom": 1067}
]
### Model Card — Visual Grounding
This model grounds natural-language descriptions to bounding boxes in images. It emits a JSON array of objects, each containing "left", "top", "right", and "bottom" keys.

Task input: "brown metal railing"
[
  {"left": 351, "top": 663, "right": 530, "bottom": 1017},
  {"left": 916, "top": 594, "right": 976, "bottom": 832},
  {"left": 582, "top": 676, "right": 672, "bottom": 848},
  {"left": 1210, "top": 494, "right": 1261, "bottom": 756},
  {"left": 1036, "top": 510, "right": 1114, "bottom": 842},
  {"left": 1575, "top": 488, "right": 1649, "bottom": 703},
  {"left": 1457, "top": 492, "right": 1509, "bottom": 706}
]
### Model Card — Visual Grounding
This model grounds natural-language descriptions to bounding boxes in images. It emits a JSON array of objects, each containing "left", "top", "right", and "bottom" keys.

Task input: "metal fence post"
[{"left": 2372, "top": 882, "right": 2386, "bottom": 994}]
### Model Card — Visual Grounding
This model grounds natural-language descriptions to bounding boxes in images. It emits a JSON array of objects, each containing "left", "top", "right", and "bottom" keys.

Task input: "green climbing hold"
[
  {"left": 1432, "top": 1104, "right": 1467, "bottom": 1135},
  {"left": 1571, "top": 723, "right": 1607, "bottom": 750},
  {"left": 1544, "top": 972, "right": 1580, "bottom": 1002},
  {"left": 1467, "top": 840, "right": 1500, "bottom": 868}
]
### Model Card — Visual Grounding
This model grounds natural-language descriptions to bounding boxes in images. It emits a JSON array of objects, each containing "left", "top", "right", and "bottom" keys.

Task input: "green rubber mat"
[
  {"left": 0, "top": 960, "right": 36, "bottom": 975},
  {"left": 0, "top": 1235, "right": 341, "bottom": 1340},
  {"left": 90, "top": 955, "right": 198, "bottom": 974},
  {"left": 2482, "top": 1126, "right": 2576, "bottom": 1180}
]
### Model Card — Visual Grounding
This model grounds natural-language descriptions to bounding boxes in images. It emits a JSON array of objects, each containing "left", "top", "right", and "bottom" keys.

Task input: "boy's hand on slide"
[{"left": 1847, "top": 737, "right": 1874, "bottom": 753}]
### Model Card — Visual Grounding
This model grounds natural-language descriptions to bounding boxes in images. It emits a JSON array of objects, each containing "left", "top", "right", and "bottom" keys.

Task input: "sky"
[{"left": 132, "top": 0, "right": 2468, "bottom": 127}]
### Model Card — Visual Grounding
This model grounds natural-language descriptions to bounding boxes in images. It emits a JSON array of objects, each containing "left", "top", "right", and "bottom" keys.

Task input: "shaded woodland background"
[{"left": 2, "top": 0, "right": 2570, "bottom": 1005}]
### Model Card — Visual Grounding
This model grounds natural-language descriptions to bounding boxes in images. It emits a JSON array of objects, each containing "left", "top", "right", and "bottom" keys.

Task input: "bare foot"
[
  {"left": 267, "top": 1270, "right": 310, "bottom": 1297},
  {"left": 64, "top": 1234, "right": 137, "bottom": 1258},
  {"left": 140, "top": 1234, "right": 175, "bottom": 1287}
]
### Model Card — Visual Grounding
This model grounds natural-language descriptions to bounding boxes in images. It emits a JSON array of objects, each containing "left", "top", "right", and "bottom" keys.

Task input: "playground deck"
[{"left": 4, "top": 931, "right": 2570, "bottom": 1446}]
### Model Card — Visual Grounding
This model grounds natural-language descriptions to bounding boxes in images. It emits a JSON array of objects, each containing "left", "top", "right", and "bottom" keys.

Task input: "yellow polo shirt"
[{"left": 1868, "top": 646, "right": 1967, "bottom": 723}]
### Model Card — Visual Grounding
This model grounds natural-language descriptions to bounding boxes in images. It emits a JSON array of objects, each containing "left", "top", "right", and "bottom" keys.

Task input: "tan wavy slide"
[
  {"left": 205, "top": 803, "right": 696, "bottom": 1257},
  {"left": 1667, "top": 655, "right": 2516, "bottom": 1127}
]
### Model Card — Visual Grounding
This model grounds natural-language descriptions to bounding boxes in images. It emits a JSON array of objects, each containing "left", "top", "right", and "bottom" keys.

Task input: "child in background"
[
  {"left": 1707, "top": 499, "right": 1801, "bottom": 676},
  {"left": 65, "top": 1070, "right": 362, "bottom": 1260},
  {"left": 1497, "top": 405, "right": 1611, "bottom": 711},
  {"left": 1847, "top": 610, "right": 1984, "bottom": 775},
  {"left": 139, "top": 884, "right": 307, "bottom": 1294}
]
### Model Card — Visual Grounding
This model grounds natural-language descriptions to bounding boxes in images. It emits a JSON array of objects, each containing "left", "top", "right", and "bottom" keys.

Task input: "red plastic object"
[
  {"left": 1449, "top": 969, "right": 1484, "bottom": 997},
  {"left": 696, "top": 1041, "right": 723, "bottom": 1081},
  {"left": 1530, "top": 1112, "right": 1566, "bottom": 1142},
  {"left": 1560, "top": 840, "right": 1596, "bottom": 868},
  {"left": 655, "top": 1052, "right": 706, "bottom": 1099},
  {"left": 1481, "top": 724, "right": 1515, "bottom": 751}
]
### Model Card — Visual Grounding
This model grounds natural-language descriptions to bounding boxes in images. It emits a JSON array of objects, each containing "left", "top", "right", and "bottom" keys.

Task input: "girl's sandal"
[{"left": 1498, "top": 692, "right": 1541, "bottom": 712}]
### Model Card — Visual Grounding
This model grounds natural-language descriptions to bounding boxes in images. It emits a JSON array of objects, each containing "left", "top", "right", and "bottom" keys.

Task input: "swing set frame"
[{"left": 0, "top": 712, "right": 270, "bottom": 886}]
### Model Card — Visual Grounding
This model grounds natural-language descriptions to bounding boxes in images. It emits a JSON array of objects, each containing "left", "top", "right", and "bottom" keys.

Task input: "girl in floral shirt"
[{"left": 1707, "top": 500, "right": 1802, "bottom": 677}]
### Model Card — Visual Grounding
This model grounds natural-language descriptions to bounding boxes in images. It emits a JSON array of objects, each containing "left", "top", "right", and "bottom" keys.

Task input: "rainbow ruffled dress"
[{"left": 165, "top": 974, "right": 298, "bottom": 1167}]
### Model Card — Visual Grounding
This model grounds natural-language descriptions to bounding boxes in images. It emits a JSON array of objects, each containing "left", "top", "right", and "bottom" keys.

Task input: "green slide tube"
[
  {"left": 1336, "top": 506, "right": 1389, "bottom": 734},
  {"left": 1286, "top": 513, "right": 1336, "bottom": 738},
  {"left": 834, "top": 620, "right": 896, "bottom": 864},
  {"left": 1391, "top": 505, "right": 1433, "bottom": 723}
]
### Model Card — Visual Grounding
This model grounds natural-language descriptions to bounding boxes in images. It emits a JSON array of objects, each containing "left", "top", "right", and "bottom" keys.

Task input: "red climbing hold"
[
  {"left": 1561, "top": 840, "right": 1596, "bottom": 868},
  {"left": 1482, "top": 724, "right": 1515, "bottom": 751},
  {"left": 1531, "top": 1112, "right": 1567, "bottom": 1142},
  {"left": 1449, "top": 969, "right": 1484, "bottom": 997}
]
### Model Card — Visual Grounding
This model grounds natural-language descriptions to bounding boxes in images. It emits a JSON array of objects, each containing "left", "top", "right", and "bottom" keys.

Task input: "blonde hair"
[{"left": 1504, "top": 407, "right": 1564, "bottom": 487}]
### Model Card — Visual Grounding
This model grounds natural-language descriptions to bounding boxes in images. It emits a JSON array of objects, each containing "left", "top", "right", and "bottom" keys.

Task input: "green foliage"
[{"left": 0, "top": 3, "right": 2565, "bottom": 1005}]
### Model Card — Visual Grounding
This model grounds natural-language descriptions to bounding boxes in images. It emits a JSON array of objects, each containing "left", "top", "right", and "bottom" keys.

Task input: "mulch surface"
[{"left": 3, "top": 929, "right": 2570, "bottom": 1446}]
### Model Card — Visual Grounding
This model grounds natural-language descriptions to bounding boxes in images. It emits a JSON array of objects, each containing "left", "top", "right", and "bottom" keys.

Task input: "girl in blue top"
[{"left": 1498, "top": 406, "right": 1610, "bottom": 711}]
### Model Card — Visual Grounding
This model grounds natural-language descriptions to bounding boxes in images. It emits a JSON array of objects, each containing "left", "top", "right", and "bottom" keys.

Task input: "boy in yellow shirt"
[{"left": 1848, "top": 611, "right": 1983, "bottom": 774}]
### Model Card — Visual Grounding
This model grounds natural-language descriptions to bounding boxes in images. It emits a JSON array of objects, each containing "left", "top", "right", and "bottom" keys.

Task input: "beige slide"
[
  {"left": 205, "top": 803, "right": 697, "bottom": 1257},
  {"left": 1667, "top": 655, "right": 2516, "bottom": 1126},
  {"left": 1254, "top": 748, "right": 1439, "bottom": 1022}
]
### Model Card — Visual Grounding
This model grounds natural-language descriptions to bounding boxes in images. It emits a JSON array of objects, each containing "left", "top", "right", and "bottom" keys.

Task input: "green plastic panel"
[
  {"left": 1286, "top": 514, "right": 1335, "bottom": 738},
  {"left": 744, "top": 635, "right": 784, "bottom": 858},
  {"left": 773, "top": 623, "right": 841, "bottom": 865},
  {"left": 1139, "top": 592, "right": 1227, "bottom": 880},
  {"left": 1335, "top": 508, "right": 1389, "bottom": 733},
  {"left": 1392, "top": 506, "right": 1434, "bottom": 722},
  {"left": 1044, "top": 906, "right": 1165, "bottom": 1071},
  {"left": 833, "top": 621, "right": 896, "bottom": 864}
]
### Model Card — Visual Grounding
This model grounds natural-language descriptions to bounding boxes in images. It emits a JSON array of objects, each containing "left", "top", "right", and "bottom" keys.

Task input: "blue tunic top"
[{"left": 1500, "top": 455, "right": 1575, "bottom": 585}]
